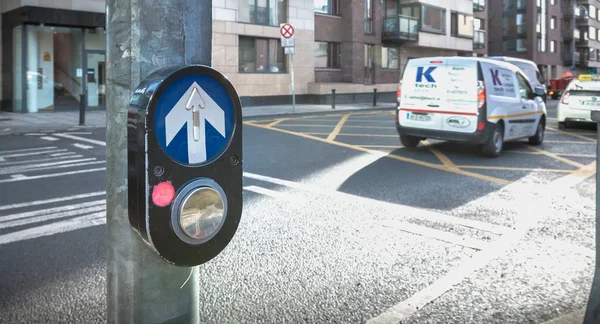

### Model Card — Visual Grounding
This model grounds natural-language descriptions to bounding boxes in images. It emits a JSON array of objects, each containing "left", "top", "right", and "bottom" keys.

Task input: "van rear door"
[
  {"left": 398, "top": 58, "right": 479, "bottom": 134},
  {"left": 398, "top": 59, "right": 446, "bottom": 132}
]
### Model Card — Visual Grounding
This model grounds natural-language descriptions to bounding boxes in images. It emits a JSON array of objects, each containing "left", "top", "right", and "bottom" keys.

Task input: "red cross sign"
[{"left": 280, "top": 23, "right": 294, "bottom": 39}]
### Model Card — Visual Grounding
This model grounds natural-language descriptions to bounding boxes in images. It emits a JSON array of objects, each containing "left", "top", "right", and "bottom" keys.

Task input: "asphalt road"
[{"left": 0, "top": 100, "right": 598, "bottom": 324}]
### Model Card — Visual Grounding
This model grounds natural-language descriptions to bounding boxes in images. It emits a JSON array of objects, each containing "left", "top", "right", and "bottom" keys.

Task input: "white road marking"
[
  {"left": 244, "top": 185, "right": 295, "bottom": 201},
  {"left": 40, "top": 136, "right": 59, "bottom": 141},
  {"left": 0, "top": 160, "right": 104, "bottom": 175},
  {"left": 0, "top": 212, "right": 105, "bottom": 245},
  {"left": 64, "top": 132, "right": 93, "bottom": 135},
  {"left": 10, "top": 174, "right": 26, "bottom": 179},
  {"left": 50, "top": 152, "right": 76, "bottom": 157},
  {"left": 0, "top": 149, "right": 67, "bottom": 159},
  {"left": 24, "top": 133, "right": 47, "bottom": 136},
  {"left": 53, "top": 133, "right": 106, "bottom": 146},
  {"left": 73, "top": 143, "right": 94, "bottom": 150},
  {"left": 1, "top": 128, "right": 10, "bottom": 132},
  {"left": 0, "top": 200, "right": 105, "bottom": 222},
  {"left": 0, "top": 146, "right": 57, "bottom": 154},
  {"left": 381, "top": 221, "right": 489, "bottom": 251},
  {"left": 0, "top": 158, "right": 97, "bottom": 174},
  {"left": 243, "top": 172, "right": 513, "bottom": 235},
  {"left": 0, "top": 155, "right": 84, "bottom": 167},
  {"left": 0, "top": 205, "right": 106, "bottom": 229},
  {"left": 367, "top": 164, "right": 595, "bottom": 324},
  {"left": 0, "top": 167, "right": 106, "bottom": 183},
  {"left": 0, "top": 191, "right": 105, "bottom": 211}
]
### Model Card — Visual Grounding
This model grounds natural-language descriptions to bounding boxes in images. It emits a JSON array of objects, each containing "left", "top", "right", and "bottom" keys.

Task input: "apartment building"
[
  {"left": 1, "top": 0, "right": 488, "bottom": 113},
  {"left": 562, "top": 0, "right": 600, "bottom": 75},
  {"left": 473, "top": 0, "right": 488, "bottom": 56},
  {"left": 488, "top": 0, "right": 569, "bottom": 80}
]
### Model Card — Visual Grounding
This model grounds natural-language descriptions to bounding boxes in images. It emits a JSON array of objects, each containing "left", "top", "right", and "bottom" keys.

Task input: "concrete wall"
[{"left": 211, "top": 0, "right": 315, "bottom": 98}]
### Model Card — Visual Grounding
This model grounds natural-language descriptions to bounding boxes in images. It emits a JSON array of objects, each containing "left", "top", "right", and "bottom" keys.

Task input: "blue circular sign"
[{"left": 153, "top": 74, "right": 235, "bottom": 166}]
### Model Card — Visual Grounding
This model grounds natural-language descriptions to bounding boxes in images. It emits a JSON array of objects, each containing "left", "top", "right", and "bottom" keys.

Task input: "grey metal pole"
[
  {"left": 572, "top": 4, "right": 577, "bottom": 71},
  {"left": 584, "top": 110, "right": 600, "bottom": 323},
  {"left": 105, "top": 1, "right": 211, "bottom": 323}
]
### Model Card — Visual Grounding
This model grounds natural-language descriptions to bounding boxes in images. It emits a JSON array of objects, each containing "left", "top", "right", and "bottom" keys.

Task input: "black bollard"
[
  {"left": 373, "top": 88, "right": 378, "bottom": 106},
  {"left": 332, "top": 89, "right": 336, "bottom": 110},
  {"left": 79, "top": 93, "right": 86, "bottom": 126}
]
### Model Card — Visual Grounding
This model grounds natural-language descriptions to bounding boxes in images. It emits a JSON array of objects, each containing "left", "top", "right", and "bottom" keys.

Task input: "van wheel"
[
  {"left": 528, "top": 119, "right": 545, "bottom": 145},
  {"left": 400, "top": 134, "right": 422, "bottom": 148},
  {"left": 481, "top": 123, "right": 503, "bottom": 158}
]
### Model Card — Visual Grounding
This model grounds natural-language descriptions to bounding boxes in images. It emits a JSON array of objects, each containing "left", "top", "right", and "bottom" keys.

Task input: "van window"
[{"left": 516, "top": 73, "right": 533, "bottom": 99}]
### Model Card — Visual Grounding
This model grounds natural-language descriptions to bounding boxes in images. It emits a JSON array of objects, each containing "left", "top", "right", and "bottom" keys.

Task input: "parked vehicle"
[
  {"left": 487, "top": 56, "right": 547, "bottom": 103},
  {"left": 396, "top": 56, "right": 547, "bottom": 157},
  {"left": 557, "top": 74, "right": 600, "bottom": 128}
]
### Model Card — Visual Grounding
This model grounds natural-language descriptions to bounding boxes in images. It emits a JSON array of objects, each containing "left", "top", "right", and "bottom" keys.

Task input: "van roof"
[
  {"left": 406, "top": 56, "right": 527, "bottom": 74},
  {"left": 486, "top": 56, "right": 537, "bottom": 67}
]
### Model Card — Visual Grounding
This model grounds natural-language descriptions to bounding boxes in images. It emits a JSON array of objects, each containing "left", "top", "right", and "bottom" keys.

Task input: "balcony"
[
  {"left": 382, "top": 15, "right": 419, "bottom": 43},
  {"left": 563, "top": 51, "right": 581, "bottom": 66},
  {"left": 473, "top": 0, "right": 485, "bottom": 12},
  {"left": 473, "top": 29, "right": 485, "bottom": 49}
]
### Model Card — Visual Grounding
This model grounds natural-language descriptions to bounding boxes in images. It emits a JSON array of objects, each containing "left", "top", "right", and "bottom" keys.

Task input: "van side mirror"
[{"left": 534, "top": 86, "right": 545, "bottom": 97}]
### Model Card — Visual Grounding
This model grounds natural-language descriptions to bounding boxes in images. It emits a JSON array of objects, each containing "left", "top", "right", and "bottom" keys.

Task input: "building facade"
[
  {"left": 2, "top": 0, "right": 491, "bottom": 113},
  {"left": 562, "top": 0, "right": 600, "bottom": 75}
]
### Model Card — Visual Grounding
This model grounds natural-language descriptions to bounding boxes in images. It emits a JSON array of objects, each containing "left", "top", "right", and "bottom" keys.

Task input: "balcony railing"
[
  {"left": 473, "top": 0, "right": 485, "bottom": 12},
  {"left": 474, "top": 29, "right": 485, "bottom": 49},
  {"left": 382, "top": 15, "right": 419, "bottom": 42}
]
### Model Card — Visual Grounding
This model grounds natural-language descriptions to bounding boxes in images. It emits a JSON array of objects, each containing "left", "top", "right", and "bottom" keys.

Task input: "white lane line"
[
  {"left": 50, "top": 152, "right": 76, "bottom": 157},
  {"left": 0, "top": 146, "right": 57, "bottom": 154},
  {"left": 0, "top": 200, "right": 105, "bottom": 222},
  {"left": 243, "top": 172, "right": 512, "bottom": 235},
  {"left": 0, "top": 205, "right": 106, "bottom": 229},
  {"left": 0, "top": 191, "right": 105, "bottom": 211},
  {"left": 64, "top": 132, "right": 92, "bottom": 135},
  {"left": 244, "top": 185, "right": 295, "bottom": 201},
  {"left": 367, "top": 164, "right": 595, "bottom": 324},
  {"left": 381, "top": 221, "right": 489, "bottom": 251},
  {"left": 0, "top": 160, "right": 105, "bottom": 175},
  {"left": 0, "top": 158, "right": 97, "bottom": 174},
  {"left": 40, "top": 136, "right": 59, "bottom": 141},
  {"left": 0, "top": 155, "right": 84, "bottom": 166},
  {"left": 54, "top": 133, "right": 106, "bottom": 146},
  {"left": 0, "top": 212, "right": 105, "bottom": 245},
  {"left": 10, "top": 174, "right": 26, "bottom": 179},
  {"left": 0, "top": 149, "right": 67, "bottom": 159},
  {"left": 0, "top": 167, "right": 106, "bottom": 183},
  {"left": 73, "top": 143, "right": 94, "bottom": 150},
  {"left": 1, "top": 128, "right": 10, "bottom": 132},
  {"left": 24, "top": 133, "right": 47, "bottom": 136}
]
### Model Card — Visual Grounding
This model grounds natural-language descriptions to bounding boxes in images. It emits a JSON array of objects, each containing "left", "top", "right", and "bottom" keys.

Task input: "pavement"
[{"left": 0, "top": 99, "right": 597, "bottom": 323}]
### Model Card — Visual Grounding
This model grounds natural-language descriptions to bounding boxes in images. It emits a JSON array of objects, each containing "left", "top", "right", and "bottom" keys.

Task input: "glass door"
[{"left": 85, "top": 52, "right": 106, "bottom": 110}]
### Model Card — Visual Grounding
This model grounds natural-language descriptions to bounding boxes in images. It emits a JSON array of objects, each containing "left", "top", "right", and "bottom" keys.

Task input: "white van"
[{"left": 396, "top": 56, "right": 547, "bottom": 157}]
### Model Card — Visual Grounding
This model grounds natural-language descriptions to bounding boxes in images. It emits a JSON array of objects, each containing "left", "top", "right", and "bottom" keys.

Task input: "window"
[
  {"left": 239, "top": 0, "right": 286, "bottom": 26},
  {"left": 516, "top": 73, "right": 532, "bottom": 99},
  {"left": 364, "top": 44, "right": 374, "bottom": 84},
  {"left": 517, "top": 38, "right": 527, "bottom": 52},
  {"left": 238, "top": 37, "right": 285, "bottom": 73},
  {"left": 314, "top": 42, "right": 340, "bottom": 69},
  {"left": 550, "top": 40, "right": 555, "bottom": 52},
  {"left": 364, "top": 0, "right": 373, "bottom": 34},
  {"left": 451, "top": 12, "right": 474, "bottom": 37},
  {"left": 591, "top": 48, "right": 597, "bottom": 61},
  {"left": 591, "top": 5, "right": 597, "bottom": 19},
  {"left": 550, "top": 17, "right": 556, "bottom": 29},
  {"left": 550, "top": 0, "right": 554, "bottom": 4},
  {"left": 381, "top": 47, "right": 399, "bottom": 69},
  {"left": 590, "top": 26, "right": 597, "bottom": 40},
  {"left": 421, "top": 5, "right": 445, "bottom": 33},
  {"left": 474, "top": 18, "right": 484, "bottom": 30},
  {"left": 315, "top": 0, "right": 340, "bottom": 15}
]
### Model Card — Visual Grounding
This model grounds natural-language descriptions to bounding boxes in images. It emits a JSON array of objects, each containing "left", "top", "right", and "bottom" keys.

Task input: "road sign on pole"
[
  {"left": 128, "top": 64, "right": 243, "bottom": 266},
  {"left": 280, "top": 23, "right": 296, "bottom": 113}
]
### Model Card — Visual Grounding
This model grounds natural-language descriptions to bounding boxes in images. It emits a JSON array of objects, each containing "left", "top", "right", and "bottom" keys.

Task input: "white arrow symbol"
[{"left": 165, "top": 82, "right": 226, "bottom": 164}]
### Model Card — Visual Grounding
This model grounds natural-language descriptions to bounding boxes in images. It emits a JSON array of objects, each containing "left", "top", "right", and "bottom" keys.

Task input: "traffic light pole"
[{"left": 106, "top": 1, "right": 212, "bottom": 323}]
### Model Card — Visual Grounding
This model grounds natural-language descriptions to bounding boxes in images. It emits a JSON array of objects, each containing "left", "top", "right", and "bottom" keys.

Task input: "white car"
[
  {"left": 396, "top": 56, "right": 547, "bottom": 157},
  {"left": 557, "top": 74, "right": 600, "bottom": 129}
]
